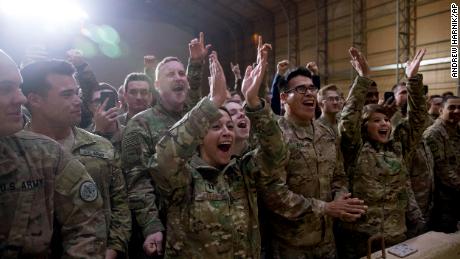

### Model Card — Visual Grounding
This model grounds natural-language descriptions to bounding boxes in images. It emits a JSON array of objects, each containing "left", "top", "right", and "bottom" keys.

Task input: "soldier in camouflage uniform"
[
  {"left": 393, "top": 115, "right": 435, "bottom": 237},
  {"left": 21, "top": 59, "right": 131, "bottom": 258},
  {"left": 149, "top": 49, "right": 352, "bottom": 259},
  {"left": 423, "top": 95, "right": 460, "bottom": 233},
  {"left": 121, "top": 32, "right": 210, "bottom": 257},
  {"left": 316, "top": 84, "right": 342, "bottom": 137},
  {"left": 0, "top": 49, "right": 105, "bottom": 258},
  {"left": 265, "top": 67, "right": 366, "bottom": 259},
  {"left": 337, "top": 48, "right": 426, "bottom": 259}
]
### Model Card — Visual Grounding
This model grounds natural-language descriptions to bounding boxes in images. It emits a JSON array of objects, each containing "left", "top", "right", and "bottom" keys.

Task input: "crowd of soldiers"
[{"left": 0, "top": 32, "right": 459, "bottom": 259}]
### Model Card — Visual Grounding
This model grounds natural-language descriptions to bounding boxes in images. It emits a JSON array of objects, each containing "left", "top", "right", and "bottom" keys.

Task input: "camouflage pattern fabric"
[
  {"left": 71, "top": 127, "right": 131, "bottom": 253},
  {"left": 337, "top": 75, "right": 426, "bottom": 259},
  {"left": 393, "top": 115, "right": 435, "bottom": 236},
  {"left": 121, "top": 60, "right": 203, "bottom": 257},
  {"left": 0, "top": 130, "right": 105, "bottom": 258},
  {"left": 262, "top": 114, "right": 346, "bottom": 258},
  {"left": 149, "top": 97, "right": 332, "bottom": 258},
  {"left": 423, "top": 118, "right": 460, "bottom": 233}
]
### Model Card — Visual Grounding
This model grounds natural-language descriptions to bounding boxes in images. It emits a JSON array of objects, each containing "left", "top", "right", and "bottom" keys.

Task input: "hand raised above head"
[
  {"left": 405, "top": 49, "right": 426, "bottom": 78},
  {"left": 306, "top": 62, "right": 319, "bottom": 76},
  {"left": 189, "top": 32, "right": 212, "bottom": 61},
  {"left": 230, "top": 62, "right": 241, "bottom": 79},
  {"left": 349, "top": 47, "right": 369, "bottom": 77},
  {"left": 208, "top": 51, "right": 227, "bottom": 107}
]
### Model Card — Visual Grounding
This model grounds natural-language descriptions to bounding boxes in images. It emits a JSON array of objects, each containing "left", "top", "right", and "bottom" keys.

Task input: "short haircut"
[
  {"left": 123, "top": 72, "right": 153, "bottom": 92},
  {"left": 279, "top": 67, "right": 312, "bottom": 92},
  {"left": 391, "top": 82, "right": 406, "bottom": 94},
  {"left": 442, "top": 95, "right": 460, "bottom": 106},
  {"left": 317, "top": 84, "right": 340, "bottom": 103},
  {"left": 442, "top": 91, "right": 454, "bottom": 97},
  {"left": 21, "top": 59, "right": 75, "bottom": 97},
  {"left": 428, "top": 94, "right": 442, "bottom": 103},
  {"left": 155, "top": 56, "right": 182, "bottom": 80}
]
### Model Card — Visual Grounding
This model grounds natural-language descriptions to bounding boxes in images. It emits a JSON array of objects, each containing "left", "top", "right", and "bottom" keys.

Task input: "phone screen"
[
  {"left": 384, "top": 91, "right": 394, "bottom": 102},
  {"left": 100, "top": 91, "right": 117, "bottom": 111}
]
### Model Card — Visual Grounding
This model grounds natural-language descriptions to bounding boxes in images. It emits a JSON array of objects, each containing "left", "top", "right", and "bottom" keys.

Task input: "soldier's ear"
[
  {"left": 280, "top": 92, "right": 288, "bottom": 105},
  {"left": 26, "top": 92, "right": 44, "bottom": 110}
]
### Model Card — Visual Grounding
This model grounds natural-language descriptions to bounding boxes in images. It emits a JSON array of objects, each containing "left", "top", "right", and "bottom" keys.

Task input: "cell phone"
[
  {"left": 384, "top": 91, "right": 395, "bottom": 102},
  {"left": 423, "top": 85, "right": 428, "bottom": 95},
  {"left": 387, "top": 243, "right": 417, "bottom": 258},
  {"left": 100, "top": 91, "right": 117, "bottom": 111}
]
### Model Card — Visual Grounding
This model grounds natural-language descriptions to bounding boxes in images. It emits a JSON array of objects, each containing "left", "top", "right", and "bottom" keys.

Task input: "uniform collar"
[
  {"left": 280, "top": 116, "right": 314, "bottom": 140},
  {"left": 72, "top": 127, "right": 96, "bottom": 152}
]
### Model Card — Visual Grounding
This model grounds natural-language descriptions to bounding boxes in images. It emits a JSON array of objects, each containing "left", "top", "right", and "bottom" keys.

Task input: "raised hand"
[
  {"left": 94, "top": 98, "right": 120, "bottom": 134},
  {"left": 66, "top": 49, "right": 85, "bottom": 67},
  {"left": 209, "top": 51, "right": 227, "bottom": 107},
  {"left": 349, "top": 47, "right": 369, "bottom": 77},
  {"left": 277, "top": 59, "right": 289, "bottom": 76},
  {"left": 256, "top": 35, "right": 272, "bottom": 66},
  {"left": 144, "top": 55, "right": 157, "bottom": 69},
  {"left": 230, "top": 62, "right": 241, "bottom": 80},
  {"left": 306, "top": 62, "right": 319, "bottom": 76},
  {"left": 189, "top": 32, "right": 211, "bottom": 61},
  {"left": 405, "top": 49, "right": 426, "bottom": 78}
]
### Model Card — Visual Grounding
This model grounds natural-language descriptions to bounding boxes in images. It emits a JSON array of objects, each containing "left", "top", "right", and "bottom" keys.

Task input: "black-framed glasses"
[
  {"left": 325, "top": 96, "right": 340, "bottom": 102},
  {"left": 285, "top": 84, "right": 317, "bottom": 94}
]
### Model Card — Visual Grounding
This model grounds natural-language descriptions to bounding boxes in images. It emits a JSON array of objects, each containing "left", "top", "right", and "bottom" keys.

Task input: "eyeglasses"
[
  {"left": 325, "top": 96, "right": 340, "bottom": 102},
  {"left": 285, "top": 84, "right": 317, "bottom": 94}
]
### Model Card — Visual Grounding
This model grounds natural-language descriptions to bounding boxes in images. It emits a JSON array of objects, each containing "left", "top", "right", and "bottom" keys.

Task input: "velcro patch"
[
  {"left": 80, "top": 149, "right": 109, "bottom": 159},
  {"left": 79, "top": 180, "right": 98, "bottom": 202}
]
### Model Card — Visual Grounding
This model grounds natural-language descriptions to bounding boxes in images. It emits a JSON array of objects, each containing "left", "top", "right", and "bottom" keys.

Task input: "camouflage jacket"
[
  {"left": 265, "top": 115, "right": 348, "bottom": 248},
  {"left": 0, "top": 130, "right": 105, "bottom": 258},
  {"left": 393, "top": 115, "right": 435, "bottom": 223},
  {"left": 316, "top": 115, "right": 339, "bottom": 138},
  {"left": 423, "top": 119, "right": 460, "bottom": 194},
  {"left": 71, "top": 127, "right": 131, "bottom": 253},
  {"left": 149, "top": 97, "right": 325, "bottom": 258},
  {"left": 121, "top": 60, "right": 203, "bottom": 236},
  {"left": 339, "top": 75, "right": 426, "bottom": 241}
]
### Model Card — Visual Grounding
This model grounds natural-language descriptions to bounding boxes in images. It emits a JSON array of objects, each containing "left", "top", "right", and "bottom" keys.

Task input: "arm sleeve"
[
  {"left": 424, "top": 130, "right": 460, "bottom": 190},
  {"left": 121, "top": 121, "right": 164, "bottom": 237},
  {"left": 270, "top": 74, "right": 282, "bottom": 115},
  {"left": 107, "top": 167, "right": 131, "bottom": 252},
  {"left": 55, "top": 155, "right": 106, "bottom": 258},
  {"left": 149, "top": 97, "right": 222, "bottom": 197},
  {"left": 186, "top": 59, "right": 204, "bottom": 108},
  {"left": 338, "top": 76, "right": 373, "bottom": 172},
  {"left": 400, "top": 74, "right": 428, "bottom": 159},
  {"left": 246, "top": 100, "right": 327, "bottom": 220}
]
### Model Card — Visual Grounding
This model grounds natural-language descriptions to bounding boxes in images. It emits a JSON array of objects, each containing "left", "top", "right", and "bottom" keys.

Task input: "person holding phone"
[{"left": 87, "top": 82, "right": 126, "bottom": 152}]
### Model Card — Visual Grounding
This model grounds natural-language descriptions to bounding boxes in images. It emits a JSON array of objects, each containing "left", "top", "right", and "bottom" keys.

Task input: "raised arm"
[
  {"left": 339, "top": 47, "right": 374, "bottom": 171},
  {"left": 186, "top": 32, "right": 211, "bottom": 107},
  {"left": 399, "top": 49, "right": 428, "bottom": 157},
  {"left": 150, "top": 51, "right": 226, "bottom": 196}
]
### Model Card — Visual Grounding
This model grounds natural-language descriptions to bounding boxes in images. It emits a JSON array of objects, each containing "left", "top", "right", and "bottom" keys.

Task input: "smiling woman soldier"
[{"left": 336, "top": 47, "right": 428, "bottom": 259}]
